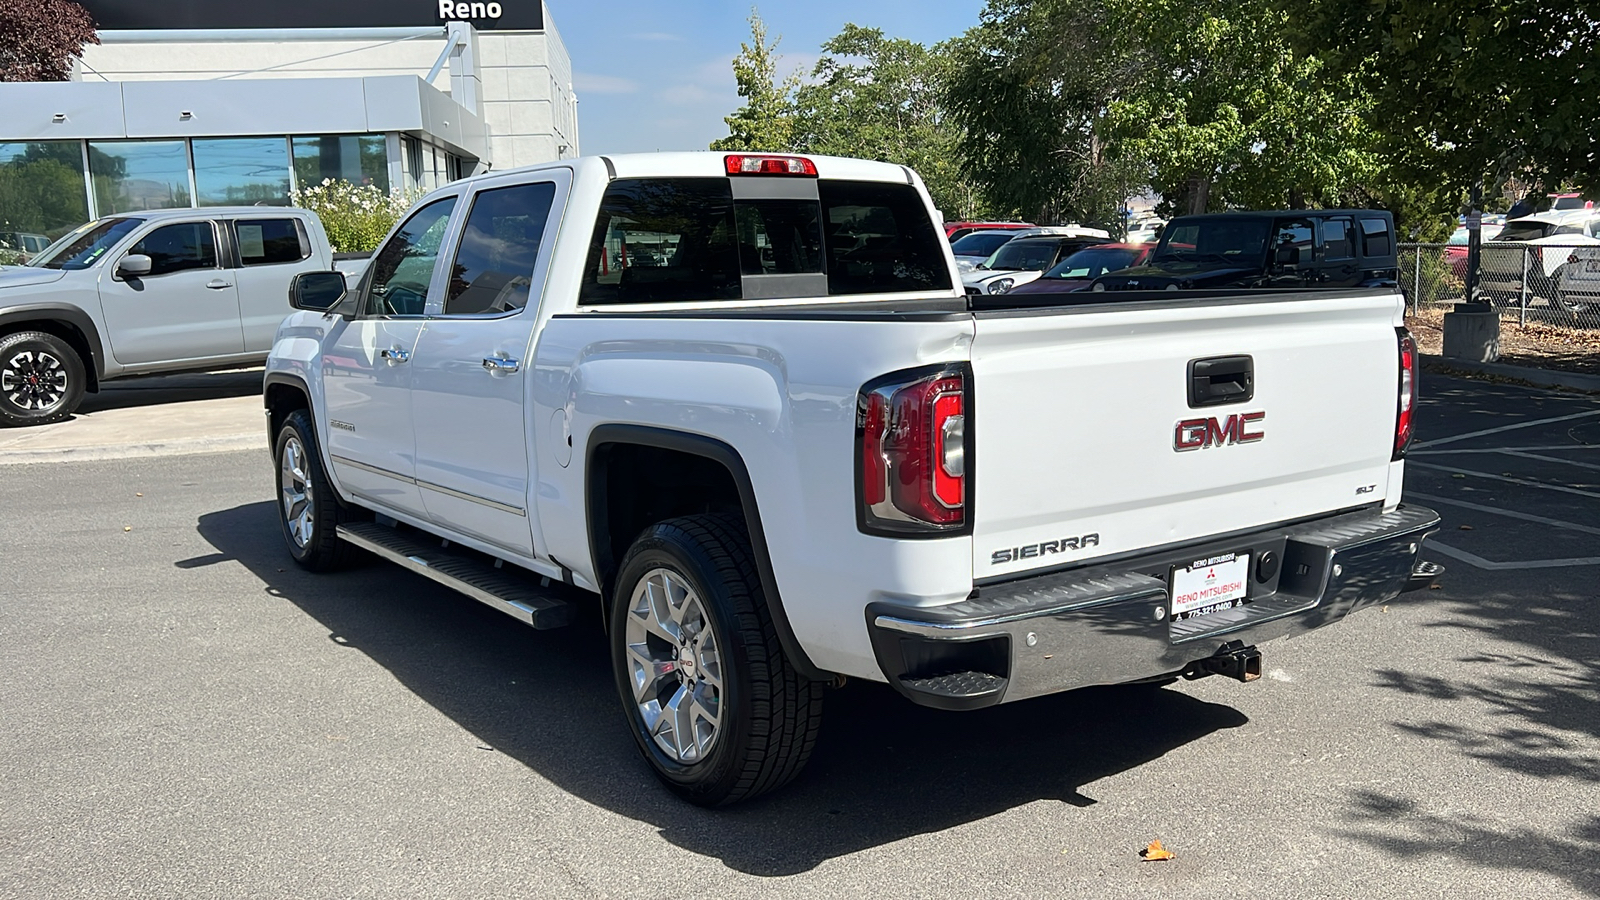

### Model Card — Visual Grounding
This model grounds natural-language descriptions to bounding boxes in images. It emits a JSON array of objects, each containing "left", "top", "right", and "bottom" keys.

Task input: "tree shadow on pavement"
[
  {"left": 1334, "top": 790, "right": 1600, "bottom": 897},
  {"left": 191, "top": 501, "right": 1249, "bottom": 876},
  {"left": 78, "top": 369, "right": 263, "bottom": 415},
  {"left": 1353, "top": 579, "right": 1599, "bottom": 894}
]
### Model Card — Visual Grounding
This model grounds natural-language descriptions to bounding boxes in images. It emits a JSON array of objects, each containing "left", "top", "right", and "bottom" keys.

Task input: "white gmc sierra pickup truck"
[{"left": 264, "top": 152, "right": 1442, "bottom": 806}]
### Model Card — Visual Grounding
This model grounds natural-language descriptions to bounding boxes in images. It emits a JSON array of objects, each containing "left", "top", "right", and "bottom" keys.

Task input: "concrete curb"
[
  {"left": 0, "top": 433, "right": 264, "bottom": 466},
  {"left": 1422, "top": 354, "right": 1600, "bottom": 395}
]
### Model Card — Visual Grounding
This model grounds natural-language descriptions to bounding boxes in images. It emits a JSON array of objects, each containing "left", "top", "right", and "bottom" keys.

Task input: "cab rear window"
[{"left": 579, "top": 177, "right": 949, "bottom": 305}]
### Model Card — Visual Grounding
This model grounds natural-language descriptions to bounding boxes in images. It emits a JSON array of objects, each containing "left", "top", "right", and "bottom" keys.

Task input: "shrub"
[{"left": 292, "top": 179, "right": 428, "bottom": 254}]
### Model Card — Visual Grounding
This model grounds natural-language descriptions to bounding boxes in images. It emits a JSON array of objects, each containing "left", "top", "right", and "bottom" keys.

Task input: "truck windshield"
[
  {"left": 1494, "top": 221, "right": 1554, "bottom": 242},
  {"left": 1151, "top": 219, "right": 1270, "bottom": 268},
  {"left": 30, "top": 218, "right": 143, "bottom": 270},
  {"left": 985, "top": 239, "right": 1059, "bottom": 272},
  {"left": 951, "top": 231, "right": 1018, "bottom": 258}
]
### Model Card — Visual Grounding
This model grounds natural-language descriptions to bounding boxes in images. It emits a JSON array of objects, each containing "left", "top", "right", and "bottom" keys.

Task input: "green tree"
[
  {"left": 709, "top": 10, "right": 799, "bottom": 153},
  {"left": 944, "top": 0, "right": 1140, "bottom": 227},
  {"left": 1100, "top": 0, "right": 1380, "bottom": 214},
  {"left": 791, "top": 26, "right": 981, "bottom": 217},
  {"left": 947, "top": 0, "right": 1383, "bottom": 222},
  {"left": 1289, "top": 0, "right": 1599, "bottom": 197}
]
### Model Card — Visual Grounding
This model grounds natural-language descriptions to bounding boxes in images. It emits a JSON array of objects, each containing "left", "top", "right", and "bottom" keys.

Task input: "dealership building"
[{"left": 0, "top": 0, "right": 578, "bottom": 241}]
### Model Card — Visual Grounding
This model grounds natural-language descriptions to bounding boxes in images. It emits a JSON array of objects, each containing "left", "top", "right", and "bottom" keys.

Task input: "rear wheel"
[
  {"left": 274, "top": 409, "right": 350, "bottom": 571},
  {"left": 1548, "top": 267, "right": 1592, "bottom": 320},
  {"left": 611, "top": 513, "right": 824, "bottom": 806},
  {"left": 0, "top": 331, "right": 85, "bottom": 428}
]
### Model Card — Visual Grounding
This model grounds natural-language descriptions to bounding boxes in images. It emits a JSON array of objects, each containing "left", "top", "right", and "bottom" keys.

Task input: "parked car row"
[
  {"left": 957, "top": 209, "right": 1400, "bottom": 301},
  {"left": 1478, "top": 210, "right": 1600, "bottom": 314}
]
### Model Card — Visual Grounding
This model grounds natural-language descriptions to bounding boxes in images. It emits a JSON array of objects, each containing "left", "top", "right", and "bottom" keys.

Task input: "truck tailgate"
[{"left": 970, "top": 292, "right": 1402, "bottom": 579}]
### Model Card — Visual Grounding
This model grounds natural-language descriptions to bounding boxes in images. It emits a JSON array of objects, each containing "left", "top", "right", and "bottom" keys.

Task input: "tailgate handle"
[{"left": 1188, "top": 355, "right": 1254, "bottom": 408}]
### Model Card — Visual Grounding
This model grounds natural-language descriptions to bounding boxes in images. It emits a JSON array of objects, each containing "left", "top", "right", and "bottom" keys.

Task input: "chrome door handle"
[
  {"left": 380, "top": 347, "right": 410, "bottom": 364},
  {"left": 206, "top": 279, "right": 234, "bottom": 289},
  {"left": 482, "top": 356, "right": 521, "bottom": 374}
]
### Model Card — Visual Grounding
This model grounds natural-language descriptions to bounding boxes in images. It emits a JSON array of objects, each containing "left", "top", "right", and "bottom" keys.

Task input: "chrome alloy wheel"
[
  {"left": 1, "top": 349, "right": 68, "bottom": 412},
  {"left": 280, "top": 435, "right": 315, "bottom": 548},
  {"left": 624, "top": 568, "right": 724, "bottom": 763}
]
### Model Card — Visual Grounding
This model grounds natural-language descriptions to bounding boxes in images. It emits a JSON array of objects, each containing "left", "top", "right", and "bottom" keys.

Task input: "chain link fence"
[{"left": 1401, "top": 242, "right": 1600, "bottom": 328}]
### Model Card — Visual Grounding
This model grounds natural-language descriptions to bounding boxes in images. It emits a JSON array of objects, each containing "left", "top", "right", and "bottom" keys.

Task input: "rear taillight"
[
  {"left": 723, "top": 154, "right": 819, "bottom": 177},
  {"left": 857, "top": 365, "right": 969, "bottom": 535},
  {"left": 1395, "top": 329, "right": 1418, "bottom": 460}
]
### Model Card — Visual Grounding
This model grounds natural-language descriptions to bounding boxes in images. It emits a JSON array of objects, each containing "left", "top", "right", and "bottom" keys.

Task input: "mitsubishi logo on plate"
[{"left": 1174, "top": 411, "right": 1265, "bottom": 451}]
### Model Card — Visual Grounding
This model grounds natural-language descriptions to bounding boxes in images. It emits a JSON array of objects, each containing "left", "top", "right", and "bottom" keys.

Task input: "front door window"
[
  {"left": 130, "top": 222, "right": 218, "bottom": 275},
  {"left": 362, "top": 198, "right": 458, "bottom": 317}
]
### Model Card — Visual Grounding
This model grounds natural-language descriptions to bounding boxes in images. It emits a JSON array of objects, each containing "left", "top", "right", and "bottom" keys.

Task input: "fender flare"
[
  {"left": 585, "top": 424, "right": 827, "bottom": 681},
  {"left": 0, "top": 303, "right": 106, "bottom": 386}
]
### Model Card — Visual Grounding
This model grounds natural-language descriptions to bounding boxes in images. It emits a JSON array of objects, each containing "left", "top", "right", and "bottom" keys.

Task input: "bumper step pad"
[{"left": 336, "top": 521, "right": 574, "bottom": 629}]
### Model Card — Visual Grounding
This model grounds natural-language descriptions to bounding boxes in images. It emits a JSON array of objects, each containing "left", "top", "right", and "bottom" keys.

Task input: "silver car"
[{"left": 0, "top": 207, "right": 336, "bottom": 427}]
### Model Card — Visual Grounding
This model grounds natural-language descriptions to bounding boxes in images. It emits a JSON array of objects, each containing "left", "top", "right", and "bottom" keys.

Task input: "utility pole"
[{"left": 1463, "top": 181, "right": 1484, "bottom": 302}]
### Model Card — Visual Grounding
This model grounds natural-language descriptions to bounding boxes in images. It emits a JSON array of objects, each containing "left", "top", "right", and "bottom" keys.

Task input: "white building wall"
[
  {"left": 74, "top": 11, "right": 580, "bottom": 173},
  {"left": 476, "top": 4, "right": 578, "bottom": 170},
  {"left": 79, "top": 37, "right": 456, "bottom": 96}
]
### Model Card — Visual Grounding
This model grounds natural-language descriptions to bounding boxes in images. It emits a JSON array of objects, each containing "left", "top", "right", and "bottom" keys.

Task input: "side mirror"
[
  {"left": 118, "top": 254, "right": 152, "bottom": 278},
  {"left": 1274, "top": 245, "right": 1300, "bottom": 267},
  {"left": 289, "top": 271, "right": 348, "bottom": 313}
]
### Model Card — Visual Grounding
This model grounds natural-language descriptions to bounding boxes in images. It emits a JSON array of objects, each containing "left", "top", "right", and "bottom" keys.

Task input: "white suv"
[{"left": 1479, "top": 211, "right": 1600, "bottom": 314}]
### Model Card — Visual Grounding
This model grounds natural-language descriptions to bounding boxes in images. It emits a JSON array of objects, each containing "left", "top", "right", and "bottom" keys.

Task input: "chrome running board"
[{"left": 336, "top": 521, "right": 574, "bottom": 629}]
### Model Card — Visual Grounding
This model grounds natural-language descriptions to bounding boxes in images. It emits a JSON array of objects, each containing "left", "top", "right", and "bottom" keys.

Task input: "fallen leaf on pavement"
[
  {"left": 1459, "top": 524, "right": 1474, "bottom": 530},
  {"left": 1140, "top": 840, "right": 1175, "bottom": 861}
]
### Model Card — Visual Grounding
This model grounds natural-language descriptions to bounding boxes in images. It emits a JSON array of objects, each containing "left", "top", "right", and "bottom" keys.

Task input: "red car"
[
  {"left": 944, "top": 220, "right": 1035, "bottom": 242},
  {"left": 1002, "top": 243, "right": 1153, "bottom": 300}
]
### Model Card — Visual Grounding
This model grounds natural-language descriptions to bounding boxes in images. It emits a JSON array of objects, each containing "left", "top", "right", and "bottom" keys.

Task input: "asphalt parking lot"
[{"left": 1, "top": 372, "right": 1596, "bottom": 898}]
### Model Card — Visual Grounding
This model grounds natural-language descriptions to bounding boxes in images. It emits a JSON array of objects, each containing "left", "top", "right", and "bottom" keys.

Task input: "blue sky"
[{"left": 550, "top": 1, "right": 988, "bottom": 155}]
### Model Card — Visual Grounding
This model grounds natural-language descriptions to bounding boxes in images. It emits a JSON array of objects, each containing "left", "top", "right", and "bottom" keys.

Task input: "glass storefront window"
[
  {"left": 291, "top": 135, "right": 389, "bottom": 193},
  {"left": 0, "top": 142, "right": 91, "bottom": 243},
  {"left": 90, "top": 140, "right": 191, "bottom": 215},
  {"left": 193, "top": 138, "right": 291, "bottom": 207}
]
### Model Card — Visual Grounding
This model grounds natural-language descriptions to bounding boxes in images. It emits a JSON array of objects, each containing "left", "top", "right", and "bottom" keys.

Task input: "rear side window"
[
  {"left": 1359, "top": 217, "right": 1392, "bottom": 257},
  {"left": 581, "top": 178, "right": 739, "bottom": 305},
  {"left": 818, "top": 181, "right": 950, "bottom": 294},
  {"left": 131, "top": 222, "right": 217, "bottom": 276},
  {"left": 1321, "top": 218, "right": 1354, "bottom": 260},
  {"left": 444, "top": 182, "right": 558, "bottom": 315},
  {"left": 235, "top": 219, "right": 310, "bottom": 266}
]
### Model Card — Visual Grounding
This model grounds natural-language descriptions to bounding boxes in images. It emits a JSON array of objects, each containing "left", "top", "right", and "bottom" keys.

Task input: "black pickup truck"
[{"left": 1092, "top": 210, "right": 1399, "bottom": 292}]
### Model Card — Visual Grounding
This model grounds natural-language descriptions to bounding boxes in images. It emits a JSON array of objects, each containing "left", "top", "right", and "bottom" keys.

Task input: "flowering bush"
[{"left": 292, "top": 179, "right": 428, "bottom": 254}]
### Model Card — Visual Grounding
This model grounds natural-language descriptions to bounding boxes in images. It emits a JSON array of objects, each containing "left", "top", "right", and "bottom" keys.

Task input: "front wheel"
[
  {"left": 611, "top": 513, "right": 824, "bottom": 806},
  {"left": 274, "top": 409, "right": 350, "bottom": 571},
  {"left": 0, "top": 331, "right": 86, "bottom": 427}
]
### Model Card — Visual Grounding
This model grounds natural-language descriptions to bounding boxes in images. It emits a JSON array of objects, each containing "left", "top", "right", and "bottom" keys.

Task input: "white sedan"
[{"left": 962, "top": 228, "right": 1110, "bottom": 295}]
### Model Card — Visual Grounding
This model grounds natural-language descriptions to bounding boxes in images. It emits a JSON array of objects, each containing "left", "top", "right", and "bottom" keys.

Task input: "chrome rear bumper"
[{"left": 867, "top": 505, "right": 1442, "bottom": 710}]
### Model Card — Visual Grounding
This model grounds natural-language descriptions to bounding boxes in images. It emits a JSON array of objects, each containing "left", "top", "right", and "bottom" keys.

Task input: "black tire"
[
  {"left": 610, "top": 513, "right": 824, "bottom": 806},
  {"left": 0, "top": 330, "right": 86, "bottom": 427},
  {"left": 274, "top": 409, "right": 350, "bottom": 572},
  {"left": 1549, "top": 267, "right": 1591, "bottom": 319}
]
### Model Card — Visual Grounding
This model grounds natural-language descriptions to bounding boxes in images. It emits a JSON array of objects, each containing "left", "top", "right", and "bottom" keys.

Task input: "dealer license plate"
[{"left": 1169, "top": 552, "right": 1250, "bottom": 621}]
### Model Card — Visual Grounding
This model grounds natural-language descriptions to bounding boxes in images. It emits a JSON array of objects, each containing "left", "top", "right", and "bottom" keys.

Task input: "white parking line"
[
  {"left": 1424, "top": 541, "right": 1600, "bottom": 570},
  {"left": 1409, "top": 462, "right": 1600, "bottom": 500},
  {"left": 1495, "top": 449, "right": 1600, "bottom": 473},
  {"left": 1406, "top": 491, "right": 1600, "bottom": 537},
  {"left": 1414, "top": 408, "right": 1600, "bottom": 449}
]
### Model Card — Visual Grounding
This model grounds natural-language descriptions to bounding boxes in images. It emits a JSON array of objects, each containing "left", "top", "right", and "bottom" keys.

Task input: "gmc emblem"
[{"left": 1175, "top": 411, "right": 1265, "bottom": 451}]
